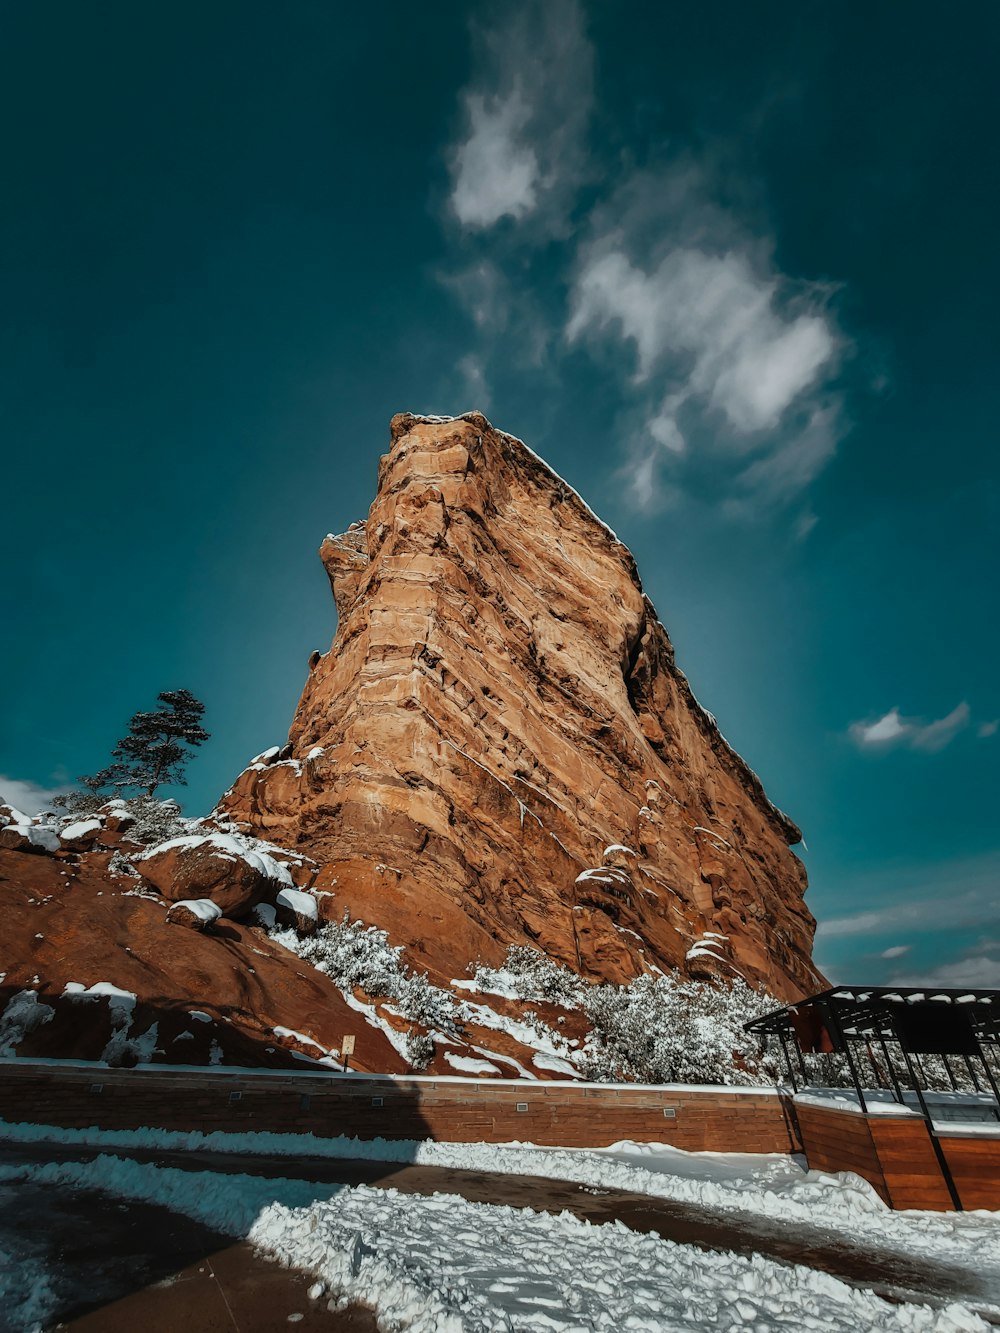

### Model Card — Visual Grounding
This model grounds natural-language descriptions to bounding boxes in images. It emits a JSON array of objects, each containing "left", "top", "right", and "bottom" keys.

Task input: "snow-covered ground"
[{"left": 2, "top": 1121, "right": 999, "bottom": 1330}]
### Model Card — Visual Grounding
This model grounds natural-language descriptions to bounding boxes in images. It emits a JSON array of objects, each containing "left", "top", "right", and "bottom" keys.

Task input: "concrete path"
[
  {"left": 59, "top": 1241, "right": 377, "bottom": 1332},
  {"left": 3, "top": 1142, "right": 998, "bottom": 1327}
]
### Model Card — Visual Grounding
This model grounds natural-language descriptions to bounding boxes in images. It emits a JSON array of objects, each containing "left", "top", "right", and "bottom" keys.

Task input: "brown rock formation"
[
  {"left": 165, "top": 900, "right": 219, "bottom": 931},
  {"left": 135, "top": 835, "right": 274, "bottom": 918},
  {"left": 0, "top": 841, "right": 587, "bottom": 1078},
  {"left": 219, "top": 412, "right": 823, "bottom": 1002}
]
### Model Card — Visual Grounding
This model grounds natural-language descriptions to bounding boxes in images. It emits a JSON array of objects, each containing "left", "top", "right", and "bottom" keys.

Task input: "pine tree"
[
  {"left": 108, "top": 689, "right": 210, "bottom": 797},
  {"left": 110, "top": 688, "right": 210, "bottom": 796}
]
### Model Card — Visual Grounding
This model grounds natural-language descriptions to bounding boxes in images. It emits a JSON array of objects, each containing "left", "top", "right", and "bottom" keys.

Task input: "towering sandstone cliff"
[{"left": 220, "top": 412, "right": 822, "bottom": 1003}]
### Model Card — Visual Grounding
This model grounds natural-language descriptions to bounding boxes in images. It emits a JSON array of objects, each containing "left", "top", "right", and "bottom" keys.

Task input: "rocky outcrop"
[{"left": 219, "top": 412, "right": 823, "bottom": 1002}]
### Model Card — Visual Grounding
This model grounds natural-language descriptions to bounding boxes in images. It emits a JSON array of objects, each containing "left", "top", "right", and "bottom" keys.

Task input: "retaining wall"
[{"left": 0, "top": 1060, "right": 799, "bottom": 1153}]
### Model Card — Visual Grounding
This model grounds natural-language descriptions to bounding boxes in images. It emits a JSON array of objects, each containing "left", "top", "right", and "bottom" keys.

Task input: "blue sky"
[{"left": 2, "top": 1, "right": 997, "bottom": 989}]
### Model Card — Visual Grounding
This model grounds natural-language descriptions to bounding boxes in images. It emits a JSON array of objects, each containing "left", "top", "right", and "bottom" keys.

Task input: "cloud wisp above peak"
[
  {"left": 439, "top": 5, "right": 852, "bottom": 528},
  {"left": 447, "top": 0, "right": 593, "bottom": 233},
  {"left": 566, "top": 166, "right": 847, "bottom": 517},
  {"left": 848, "top": 701, "right": 973, "bottom": 753}
]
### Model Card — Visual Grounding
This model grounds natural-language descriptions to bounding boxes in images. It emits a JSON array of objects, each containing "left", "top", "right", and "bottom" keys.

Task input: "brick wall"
[{"left": 0, "top": 1061, "right": 799, "bottom": 1153}]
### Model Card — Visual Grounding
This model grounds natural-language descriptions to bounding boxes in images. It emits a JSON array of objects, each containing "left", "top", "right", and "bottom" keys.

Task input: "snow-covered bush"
[
  {"left": 579, "top": 974, "right": 780, "bottom": 1086},
  {"left": 51, "top": 789, "right": 105, "bottom": 817},
  {"left": 121, "top": 796, "right": 187, "bottom": 845},
  {"left": 108, "top": 850, "right": 141, "bottom": 879},
  {"left": 470, "top": 946, "right": 585, "bottom": 1006},
  {"left": 0, "top": 990, "right": 55, "bottom": 1056},
  {"left": 270, "top": 914, "right": 457, "bottom": 1034},
  {"left": 50, "top": 794, "right": 189, "bottom": 845},
  {"left": 403, "top": 1029, "right": 435, "bottom": 1070}
]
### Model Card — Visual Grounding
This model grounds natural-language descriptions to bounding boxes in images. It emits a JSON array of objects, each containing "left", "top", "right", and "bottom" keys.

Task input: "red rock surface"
[
  {"left": 219, "top": 412, "right": 823, "bottom": 1003},
  {"left": 0, "top": 842, "right": 585, "bottom": 1078}
]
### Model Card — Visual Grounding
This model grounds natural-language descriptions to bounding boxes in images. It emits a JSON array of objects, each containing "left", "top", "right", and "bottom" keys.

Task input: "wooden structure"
[{"left": 747, "top": 987, "right": 1000, "bottom": 1210}]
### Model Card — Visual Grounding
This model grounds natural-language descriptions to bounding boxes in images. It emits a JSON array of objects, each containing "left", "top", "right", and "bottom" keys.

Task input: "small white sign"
[{"left": 341, "top": 1034, "right": 356, "bottom": 1056}]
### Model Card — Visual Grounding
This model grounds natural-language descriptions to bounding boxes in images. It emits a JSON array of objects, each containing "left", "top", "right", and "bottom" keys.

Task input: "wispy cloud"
[
  {"left": 848, "top": 701, "right": 971, "bottom": 753},
  {"left": 880, "top": 945, "right": 910, "bottom": 959},
  {"left": 0, "top": 773, "right": 70, "bottom": 816},
  {"left": 566, "top": 166, "right": 845, "bottom": 516},
  {"left": 439, "top": 6, "right": 850, "bottom": 528},
  {"left": 815, "top": 851, "right": 1000, "bottom": 941},
  {"left": 893, "top": 939, "right": 1000, "bottom": 989},
  {"left": 447, "top": 0, "right": 593, "bottom": 232},
  {"left": 451, "top": 92, "right": 538, "bottom": 229}
]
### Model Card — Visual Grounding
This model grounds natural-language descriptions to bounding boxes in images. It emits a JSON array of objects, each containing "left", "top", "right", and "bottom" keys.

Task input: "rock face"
[{"left": 219, "top": 412, "right": 823, "bottom": 1002}]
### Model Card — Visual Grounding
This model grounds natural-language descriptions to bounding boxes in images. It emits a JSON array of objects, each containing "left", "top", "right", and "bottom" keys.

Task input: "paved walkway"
[
  {"left": 59, "top": 1240, "right": 377, "bottom": 1332},
  {"left": 3, "top": 1142, "right": 997, "bottom": 1327}
]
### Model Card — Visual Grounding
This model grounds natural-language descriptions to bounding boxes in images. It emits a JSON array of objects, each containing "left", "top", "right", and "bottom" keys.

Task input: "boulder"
[
  {"left": 135, "top": 833, "right": 292, "bottom": 918},
  {"left": 166, "top": 899, "right": 222, "bottom": 932},
  {"left": 103, "top": 810, "right": 136, "bottom": 834},
  {"left": 274, "top": 887, "right": 319, "bottom": 936},
  {"left": 0, "top": 822, "right": 60, "bottom": 854},
  {"left": 59, "top": 818, "right": 103, "bottom": 850}
]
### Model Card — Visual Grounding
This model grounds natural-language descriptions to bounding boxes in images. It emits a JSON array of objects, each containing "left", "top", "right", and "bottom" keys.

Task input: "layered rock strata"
[{"left": 220, "top": 412, "right": 823, "bottom": 1002}]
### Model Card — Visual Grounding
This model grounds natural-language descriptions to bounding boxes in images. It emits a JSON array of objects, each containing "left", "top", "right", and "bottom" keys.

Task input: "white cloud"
[
  {"left": 893, "top": 940, "right": 1000, "bottom": 989},
  {"left": 848, "top": 701, "right": 971, "bottom": 753},
  {"left": 448, "top": 0, "right": 593, "bottom": 232},
  {"left": 880, "top": 945, "right": 911, "bottom": 959},
  {"left": 451, "top": 93, "right": 538, "bottom": 229},
  {"left": 568, "top": 249, "right": 836, "bottom": 436},
  {"left": 978, "top": 719, "right": 999, "bottom": 739},
  {"left": 0, "top": 773, "right": 70, "bottom": 816},
  {"left": 815, "top": 851, "right": 1000, "bottom": 942},
  {"left": 566, "top": 166, "right": 845, "bottom": 516}
]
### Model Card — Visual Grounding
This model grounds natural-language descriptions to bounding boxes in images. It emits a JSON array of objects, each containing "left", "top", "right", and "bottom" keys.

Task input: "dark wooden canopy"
[{"left": 745, "top": 986, "right": 1000, "bottom": 1110}]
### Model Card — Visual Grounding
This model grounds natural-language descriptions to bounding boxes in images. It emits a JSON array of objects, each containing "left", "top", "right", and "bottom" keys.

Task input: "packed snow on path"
[
  {"left": 0, "top": 1152, "right": 988, "bottom": 1333},
  {"left": 5, "top": 1117, "right": 1000, "bottom": 1304}
]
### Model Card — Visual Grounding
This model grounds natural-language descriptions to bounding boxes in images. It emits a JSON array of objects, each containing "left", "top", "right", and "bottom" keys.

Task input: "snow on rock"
[
  {"left": 686, "top": 932, "right": 731, "bottom": 965},
  {"left": 0, "top": 821, "right": 60, "bottom": 854},
  {"left": 254, "top": 902, "right": 277, "bottom": 930},
  {"left": 275, "top": 887, "right": 319, "bottom": 936},
  {"left": 165, "top": 899, "right": 223, "bottom": 931},
  {"left": 272, "top": 1026, "right": 339, "bottom": 1065},
  {"left": 602, "top": 843, "right": 638, "bottom": 868},
  {"left": 61, "top": 981, "right": 158, "bottom": 1066},
  {"left": 251, "top": 746, "right": 281, "bottom": 766},
  {"left": 443, "top": 1052, "right": 501, "bottom": 1076},
  {"left": 58, "top": 818, "right": 103, "bottom": 848},
  {"left": 531, "top": 1051, "right": 581, "bottom": 1078},
  {"left": 63, "top": 981, "right": 136, "bottom": 1011},
  {"left": 134, "top": 832, "right": 293, "bottom": 919}
]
